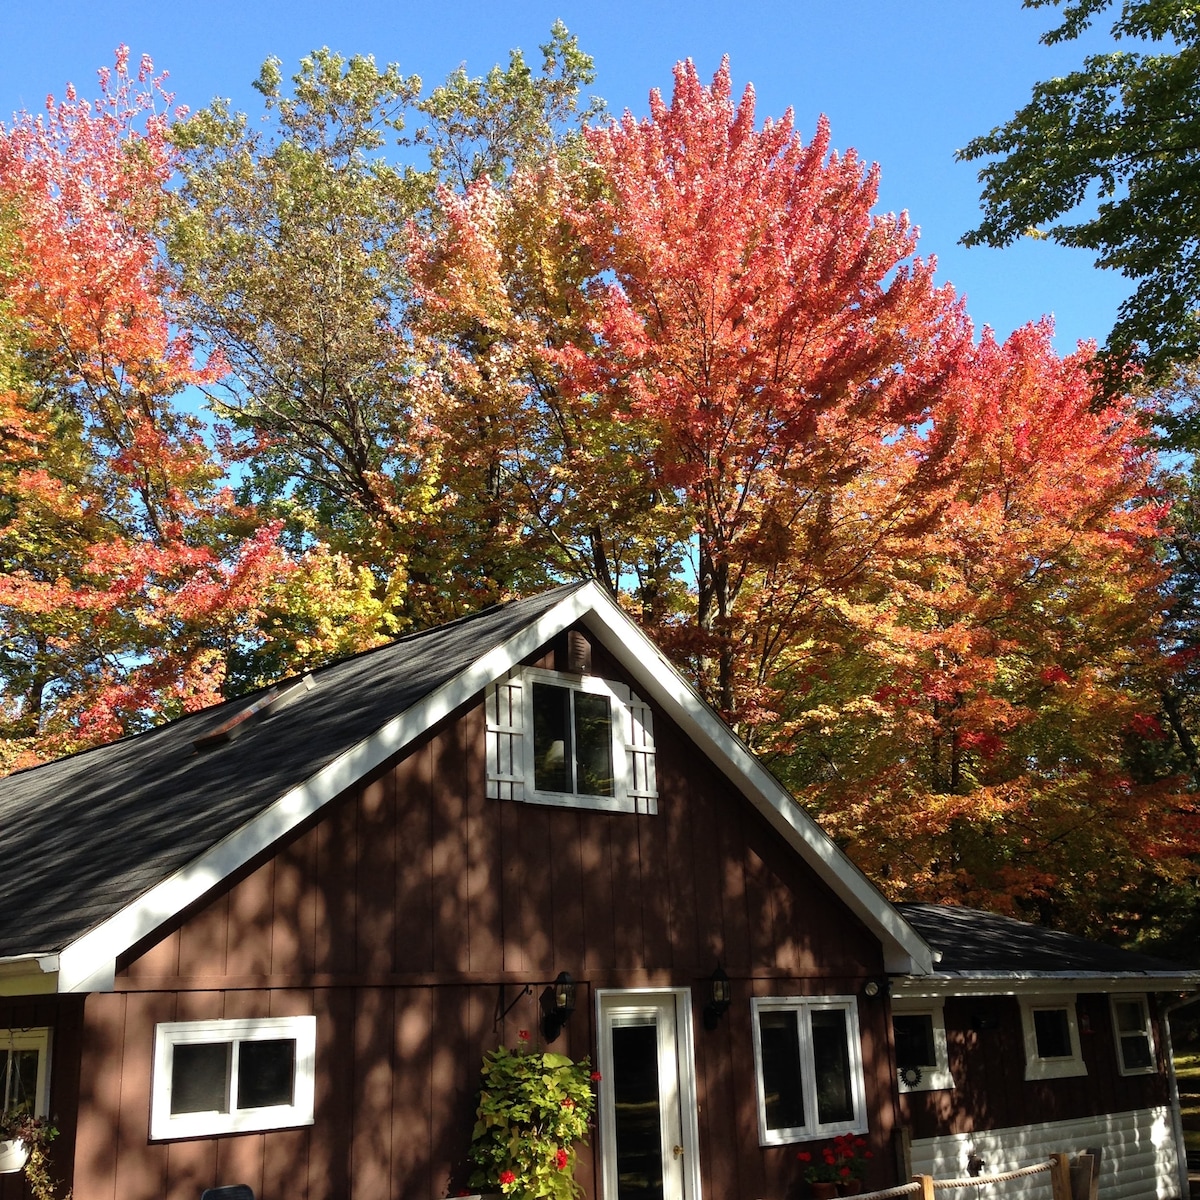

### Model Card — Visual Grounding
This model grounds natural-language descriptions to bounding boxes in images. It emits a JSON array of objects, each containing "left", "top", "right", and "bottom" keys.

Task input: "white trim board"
[{"left": 56, "top": 581, "right": 932, "bottom": 992}]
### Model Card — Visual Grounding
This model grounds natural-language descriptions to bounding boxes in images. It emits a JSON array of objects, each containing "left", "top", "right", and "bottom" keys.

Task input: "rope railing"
[
  {"left": 848, "top": 1151, "right": 1089, "bottom": 1200},
  {"left": 932, "top": 1161, "right": 1051, "bottom": 1190}
]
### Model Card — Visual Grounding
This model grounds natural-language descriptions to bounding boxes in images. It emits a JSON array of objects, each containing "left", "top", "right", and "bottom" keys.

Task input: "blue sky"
[{"left": 3, "top": 0, "right": 1124, "bottom": 354}]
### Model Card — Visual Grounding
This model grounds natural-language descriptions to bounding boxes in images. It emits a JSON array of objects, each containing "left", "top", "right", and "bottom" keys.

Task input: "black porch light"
[
  {"left": 541, "top": 972, "right": 577, "bottom": 1042},
  {"left": 703, "top": 964, "right": 732, "bottom": 1030}
]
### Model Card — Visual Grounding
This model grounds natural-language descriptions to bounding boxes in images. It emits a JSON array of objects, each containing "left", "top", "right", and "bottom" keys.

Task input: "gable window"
[
  {"left": 1, "top": 1028, "right": 50, "bottom": 1118},
  {"left": 750, "top": 997, "right": 867, "bottom": 1145},
  {"left": 151, "top": 1015, "right": 315, "bottom": 1140},
  {"left": 1018, "top": 997, "right": 1087, "bottom": 1080},
  {"left": 1111, "top": 995, "right": 1155, "bottom": 1075},
  {"left": 891, "top": 1001, "right": 954, "bottom": 1092},
  {"left": 486, "top": 667, "right": 657, "bottom": 814}
]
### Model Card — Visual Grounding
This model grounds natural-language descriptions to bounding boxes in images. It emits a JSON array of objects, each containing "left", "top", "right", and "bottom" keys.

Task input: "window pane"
[
  {"left": 237, "top": 1039, "right": 296, "bottom": 1109},
  {"left": 758, "top": 1010, "right": 805, "bottom": 1132},
  {"left": 1033, "top": 1009, "right": 1073, "bottom": 1059},
  {"left": 1, "top": 1049, "right": 39, "bottom": 1115},
  {"left": 611, "top": 1022, "right": 664, "bottom": 1200},
  {"left": 533, "top": 684, "right": 571, "bottom": 793},
  {"left": 811, "top": 1009, "right": 855, "bottom": 1125},
  {"left": 893, "top": 1015, "right": 936, "bottom": 1069},
  {"left": 171, "top": 1042, "right": 231, "bottom": 1115},
  {"left": 574, "top": 691, "right": 614, "bottom": 797},
  {"left": 1120, "top": 1033, "right": 1153, "bottom": 1070},
  {"left": 1114, "top": 1000, "right": 1145, "bottom": 1034}
]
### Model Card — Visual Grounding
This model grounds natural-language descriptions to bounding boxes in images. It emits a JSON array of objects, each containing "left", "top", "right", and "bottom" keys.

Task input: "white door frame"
[{"left": 595, "top": 987, "right": 703, "bottom": 1200}]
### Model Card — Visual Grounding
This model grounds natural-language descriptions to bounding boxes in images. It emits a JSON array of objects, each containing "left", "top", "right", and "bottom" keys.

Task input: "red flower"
[
  {"left": 591, "top": 1071, "right": 602, "bottom": 1081},
  {"left": 499, "top": 1170, "right": 516, "bottom": 1185},
  {"left": 556, "top": 1148, "right": 569, "bottom": 1171},
  {"left": 839, "top": 1167, "right": 851, "bottom": 1177},
  {"left": 517, "top": 1029, "right": 530, "bottom": 1042},
  {"left": 865, "top": 1151, "right": 874, "bottom": 1160},
  {"left": 562, "top": 1097, "right": 575, "bottom": 1109},
  {"left": 796, "top": 1151, "right": 812, "bottom": 1162}
]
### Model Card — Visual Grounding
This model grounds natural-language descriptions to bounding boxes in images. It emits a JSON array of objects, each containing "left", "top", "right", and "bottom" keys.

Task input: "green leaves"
[
  {"left": 961, "top": 0, "right": 1200, "bottom": 393},
  {"left": 468, "top": 1044, "right": 596, "bottom": 1200}
]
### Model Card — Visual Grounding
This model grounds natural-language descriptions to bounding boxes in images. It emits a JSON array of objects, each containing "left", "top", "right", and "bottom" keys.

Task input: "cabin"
[{"left": 0, "top": 581, "right": 1195, "bottom": 1200}]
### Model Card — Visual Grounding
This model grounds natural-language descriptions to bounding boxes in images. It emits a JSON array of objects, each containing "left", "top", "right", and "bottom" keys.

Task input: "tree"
[
  {"left": 0, "top": 50, "right": 359, "bottom": 768},
  {"left": 569, "top": 59, "right": 974, "bottom": 717},
  {"left": 959, "top": 0, "right": 1200, "bottom": 398},
  {"left": 774, "top": 321, "right": 1196, "bottom": 934},
  {"left": 168, "top": 29, "right": 602, "bottom": 627}
]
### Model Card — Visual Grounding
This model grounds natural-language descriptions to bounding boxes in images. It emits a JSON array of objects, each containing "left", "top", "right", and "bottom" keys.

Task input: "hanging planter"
[{"left": 0, "top": 1138, "right": 28, "bottom": 1174}]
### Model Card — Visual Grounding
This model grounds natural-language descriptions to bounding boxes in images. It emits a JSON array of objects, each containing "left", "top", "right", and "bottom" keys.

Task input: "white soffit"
[{"left": 57, "top": 581, "right": 931, "bottom": 992}]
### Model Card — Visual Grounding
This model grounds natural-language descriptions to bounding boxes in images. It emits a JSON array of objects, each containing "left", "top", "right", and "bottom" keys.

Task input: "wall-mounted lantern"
[
  {"left": 703, "top": 964, "right": 732, "bottom": 1030},
  {"left": 541, "top": 972, "right": 577, "bottom": 1042}
]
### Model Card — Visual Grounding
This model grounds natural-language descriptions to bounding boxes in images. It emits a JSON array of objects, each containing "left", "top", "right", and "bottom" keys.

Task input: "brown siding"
[
  {"left": 900, "top": 992, "right": 1172, "bottom": 1141},
  {"left": 84, "top": 633, "right": 891, "bottom": 1200}
]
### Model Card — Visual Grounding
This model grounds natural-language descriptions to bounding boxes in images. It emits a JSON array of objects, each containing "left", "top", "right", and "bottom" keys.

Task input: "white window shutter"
[
  {"left": 624, "top": 687, "right": 658, "bottom": 815},
  {"left": 486, "top": 674, "right": 524, "bottom": 801}
]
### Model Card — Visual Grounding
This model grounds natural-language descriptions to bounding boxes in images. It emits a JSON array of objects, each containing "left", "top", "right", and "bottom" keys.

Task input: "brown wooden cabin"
[{"left": 0, "top": 583, "right": 1195, "bottom": 1200}]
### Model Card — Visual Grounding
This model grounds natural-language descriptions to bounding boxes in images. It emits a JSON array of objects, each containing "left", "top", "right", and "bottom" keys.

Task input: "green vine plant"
[
  {"left": 468, "top": 1033, "right": 597, "bottom": 1200},
  {"left": 0, "top": 1114, "right": 71, "bottom": 1200}
]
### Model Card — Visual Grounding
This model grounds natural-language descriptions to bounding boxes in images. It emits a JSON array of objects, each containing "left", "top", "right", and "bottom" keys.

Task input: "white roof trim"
[
  {"left": 891, "top": 971, "right": 1200, "bottom": 999},
  {"left": 57, "top": 581, "right": 931, "bottom": 992}
]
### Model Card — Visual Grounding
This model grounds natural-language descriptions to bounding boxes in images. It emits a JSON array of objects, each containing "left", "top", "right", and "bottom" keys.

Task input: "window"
[
  {"left": 891, "top": 1001, "right": 954, "bottom": 1092},
  {"left": 1018, "top": 997, "right": 1087, "bottom": 1080},
  {"left": 750, "top": 997, "right": 867, "bottom": 1145},
  {"left": 486, "top": 668, "right": 657, "bottom": 814},
  {"left": 1, "top": 1029, "right": 50, "bottom": 1118},
  {"left": 151, "top": 1016, "right": 315, "bottom": 1140},
  {"left": 1111, "top": 995, "right": 1155, "bottom": 1075}
]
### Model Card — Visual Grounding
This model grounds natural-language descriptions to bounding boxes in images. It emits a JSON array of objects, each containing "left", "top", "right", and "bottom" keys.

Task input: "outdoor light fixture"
[
  {"left": 703, "top": 964, "right": 732, "bottom": 1030},
  {"left": 541, "top": 972, "right": 577, "bottom": 1042}
]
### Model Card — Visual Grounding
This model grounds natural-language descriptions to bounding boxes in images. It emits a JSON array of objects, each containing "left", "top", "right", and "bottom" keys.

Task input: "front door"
[{"left": 596, "top": 989, "right": 701, "bottom": 1200}]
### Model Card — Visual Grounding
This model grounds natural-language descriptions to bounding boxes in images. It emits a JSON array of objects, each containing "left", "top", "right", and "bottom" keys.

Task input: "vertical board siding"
[{"left": 98, "top": 645, "right": 891, "bottom": 1199}]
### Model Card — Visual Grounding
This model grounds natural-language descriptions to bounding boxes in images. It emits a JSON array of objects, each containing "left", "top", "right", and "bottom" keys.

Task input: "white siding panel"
[{"left": 910, "top": 1106, "right": 1179, "bottom": 1199}]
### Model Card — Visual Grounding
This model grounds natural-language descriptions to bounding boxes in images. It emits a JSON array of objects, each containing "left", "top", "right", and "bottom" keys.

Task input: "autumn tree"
[
  {"left": 0, "top": 50, "right": 383, "bottom": 769},
  {"left": 772, "top": 322, "right": 1195, "bottom": 933},
  {"left": 168, "top": 27, "right": 602, "bottom": 626}
]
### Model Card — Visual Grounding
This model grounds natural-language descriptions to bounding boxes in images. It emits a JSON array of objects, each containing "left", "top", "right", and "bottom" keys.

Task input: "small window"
[
  {"left": 1111, "top": 995, "right": 1155, "bottom": 1075},
  {"left": 486, "top": 667, "right": 658, "bottom": 814},
  {"left": 891, "top": 1001, "right": 954, "bottom": 1092},
  {"left": 151, "top": 1016, "right": 315, "bottom": 1140},
  {"left": 1, "top": 1029, "right": 50, "bottom": 1118},
  {"left": 1019, "top": 997, "right": 1087, "bottom": 1080},
  {"left": 750, "top": 997, "right": 867, "bottom": 1145}
]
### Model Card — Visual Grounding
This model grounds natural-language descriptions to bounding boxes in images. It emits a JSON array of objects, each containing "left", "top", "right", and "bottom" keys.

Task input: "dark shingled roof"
[
  {"left": 0, "top": 585, "right": 581, "bottom": 960},
  {"left": 896, "top": 903, "right": 1196, "bottom": 978}
]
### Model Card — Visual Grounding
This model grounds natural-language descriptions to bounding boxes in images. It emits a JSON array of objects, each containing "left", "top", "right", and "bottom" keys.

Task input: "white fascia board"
[
  {"left": 891, "top": 972, "right": 1200, "bottom": 1000},
  {"left": 57, "top": 581, "right": 930, "bottom": 991},
  {"left": 57, "top": 589, "right": 604, "bottom": 994},
  {"left": 575, "top": 586, "right": 934, "bottom": 975}
]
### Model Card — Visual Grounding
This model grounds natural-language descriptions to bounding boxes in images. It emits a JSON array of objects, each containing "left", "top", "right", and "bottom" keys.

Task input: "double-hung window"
[
  {"left": 750, "top": 997, "right": 867, "bottom": 1145},
  {"left": 891, "top": 1000, "right": 954, "bottom": 1092},
  {"left": 1111, "top": 995, "right": 1155, "bottom": 1075},
  {"left": 486, "top": 667, "right": 657, "bottom": 814},
  {"left": 151, "top": 1016, "right": 316, "bottom": 1140},
  {"left": 1018, "top": 996, "right": 1087, "bottom": 1080},
  {"left": 1, "top": 1028, "right": 50, "bottom": 1118}
]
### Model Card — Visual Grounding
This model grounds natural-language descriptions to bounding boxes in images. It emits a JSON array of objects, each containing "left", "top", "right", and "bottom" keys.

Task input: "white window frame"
[
  {"left": 486, "top": 667, "right": 658, "bottom": 814},
  {"left": 150, "top": 1015, "right": 316, "bottom": 1140},
  {"left": 1018, "top": 996, "right": 1087, "bottom": 1080},
  {"left": 1110, "top": 994, "right": 1156, "bottom": 1076},
  {"left": 1, "top": 1028, "right": 51, "bottom": 1117},
  {"left": 750, "top": 996, "right": 868, "bottom": 1145},
  {"left": 891, "top": 999, "right": 954, "bottom": 1093}
]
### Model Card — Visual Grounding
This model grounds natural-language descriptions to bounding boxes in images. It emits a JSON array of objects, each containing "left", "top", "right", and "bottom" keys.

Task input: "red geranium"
[{"left": 556, "top": 1148, "right": 569, "bottom": 1171}]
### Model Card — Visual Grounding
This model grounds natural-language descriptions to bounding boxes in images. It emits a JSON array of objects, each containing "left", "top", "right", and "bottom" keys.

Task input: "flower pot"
[
  {"left": 0, "top": 1139, "right": 28, "bottom": 1174},
  {"left": 840, "top": 1181, "right": 864, "bottom": 1196},
  {"left": 810, "top": 1184, "right": 839, "bottom": 1200}
]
